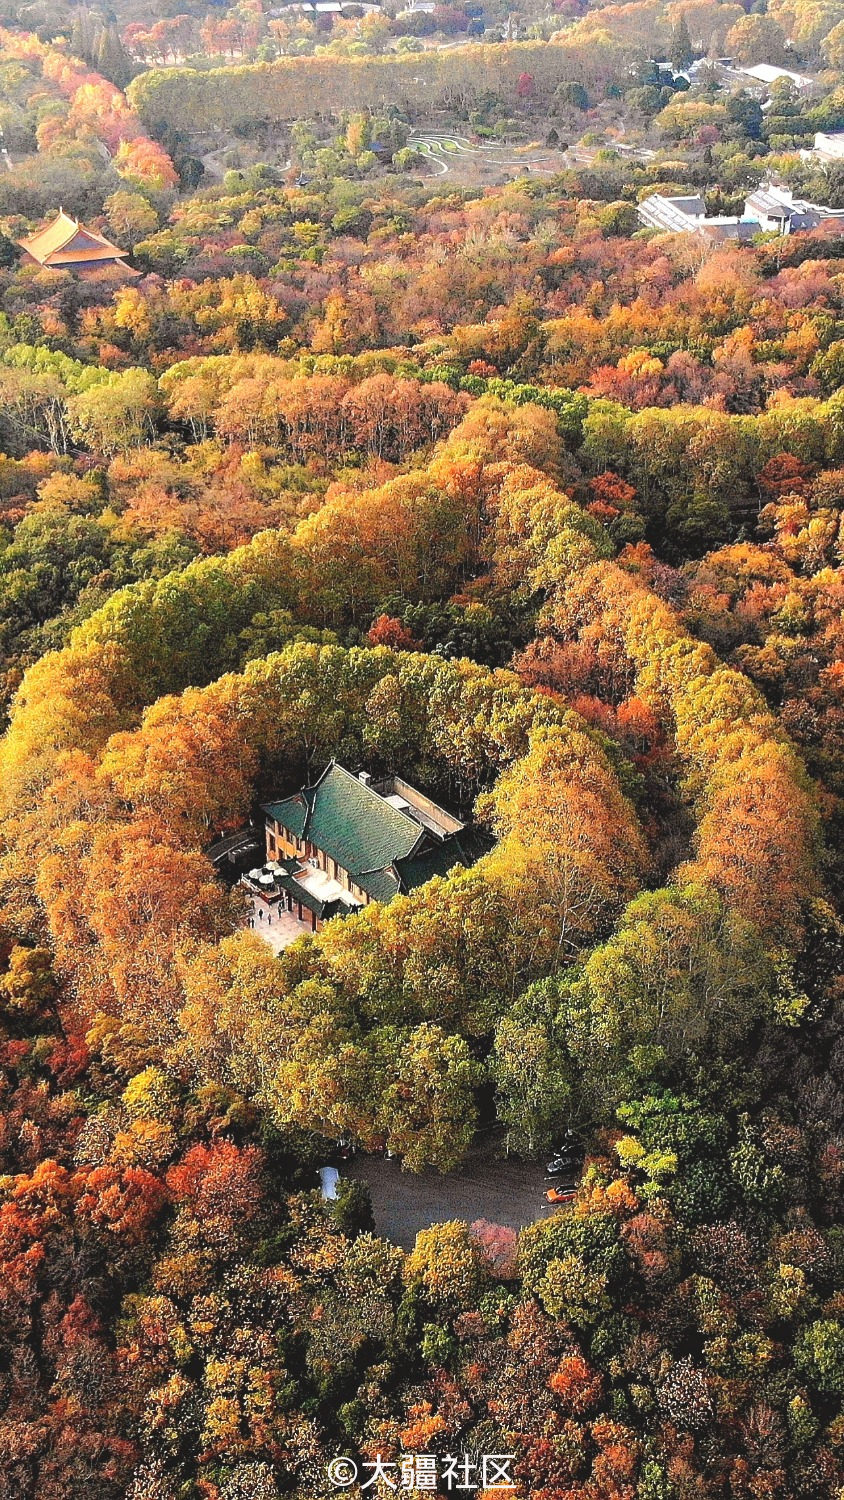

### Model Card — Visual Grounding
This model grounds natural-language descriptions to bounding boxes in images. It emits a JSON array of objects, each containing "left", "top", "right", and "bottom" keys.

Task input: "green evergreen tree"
[
  {"left": 71, "top": 6, "right": 95, "bottom": 64},
  {"left": 669, "top": 13, "right": 694, "bottom": 71},
  {"left": 96, "top": 22, "right": 133, "bottom": 88}
]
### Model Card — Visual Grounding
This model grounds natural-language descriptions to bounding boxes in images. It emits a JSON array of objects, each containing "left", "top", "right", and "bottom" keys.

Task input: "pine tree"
[
  {"left": 96, "top": 22, "right": 133, "bottom": 88},
  {"left": 71, "top": 7, "right": 95, "bottom": 64},
  {"left": 669, "top": 13, "right": 694, "bottom": 72}
]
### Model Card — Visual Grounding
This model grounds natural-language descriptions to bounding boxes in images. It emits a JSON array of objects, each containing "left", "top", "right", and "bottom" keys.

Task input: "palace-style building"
[{"left": 243, "top": 761, "right": 485, "bottom": 932}]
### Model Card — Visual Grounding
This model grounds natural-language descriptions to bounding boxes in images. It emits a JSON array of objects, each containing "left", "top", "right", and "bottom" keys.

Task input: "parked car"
[
  {"left": 546, "top": 1153, "right": 578, "bottom": 1176},
  {"left": 545, "top": 1184, "right": 577, "bottom": 1204}
]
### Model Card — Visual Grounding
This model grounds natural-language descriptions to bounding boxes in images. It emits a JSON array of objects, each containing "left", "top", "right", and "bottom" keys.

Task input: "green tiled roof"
[
  {"left": 262, "top": 763, "right": 488, "bottom": 911},
  {"left": 264, "top": 791, "right": 309, "bottom": 839},
  {"left": 395, "top": 828, "right": 492, "bottom": 893},
  {"left": 264, "top": 763, "right": 423, "bottom": 892},
  {"left": 358, "top": 867, "right": 401, "bottom": 903}
]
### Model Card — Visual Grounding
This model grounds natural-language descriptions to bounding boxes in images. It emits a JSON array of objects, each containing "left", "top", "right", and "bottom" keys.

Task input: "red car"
[{"left": 545, "top": 1185, "right": 577, "bottom": 1205}]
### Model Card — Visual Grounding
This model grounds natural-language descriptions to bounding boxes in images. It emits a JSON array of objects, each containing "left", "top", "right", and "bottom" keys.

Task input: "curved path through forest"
[{"left": 409, "top": 129, "right": 559, "bottom": 176}]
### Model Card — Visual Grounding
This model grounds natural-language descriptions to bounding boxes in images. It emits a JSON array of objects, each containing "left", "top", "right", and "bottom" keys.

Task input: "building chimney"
[{"left": 358, "top": 771, "right": 371, "bottom": 786}]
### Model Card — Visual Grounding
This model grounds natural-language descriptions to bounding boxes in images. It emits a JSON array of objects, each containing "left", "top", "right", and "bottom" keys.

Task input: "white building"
[
  {"left": 740, "top": 63, "right": 814, "bottom": 90},
  {"left": 637, "top": 193, "right": 754, "bottom": 240},
  {"left": 803, "top": 131, "right": 844, "bottom": 164},
  {"left": 745, "top": 184, "right": 844, "bottom": 233},
  {"left": 638, "top": 183, "right": 844, "bottom": 240},
  {"left": 679, "top": 57, "right": 815, "bottom": 95}
]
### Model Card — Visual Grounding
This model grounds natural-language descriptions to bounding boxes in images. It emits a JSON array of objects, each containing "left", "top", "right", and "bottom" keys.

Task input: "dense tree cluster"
[
  {"left": 0, "top": 28, "right": 176, "bottom": 221},
  {"left": 9, "top": 509, "right": 838, "bottom": 1443},
  {"left": 3, "top": 7, "right": 844, "bottom": 1493},
  {"left": 126, "top": 39, "right": 638, "bottom": 136}
]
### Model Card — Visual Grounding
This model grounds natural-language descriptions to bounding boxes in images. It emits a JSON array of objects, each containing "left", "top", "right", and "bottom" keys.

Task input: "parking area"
[{"left": 346, "top": 1138, "right": 561, "bottom": 1250}]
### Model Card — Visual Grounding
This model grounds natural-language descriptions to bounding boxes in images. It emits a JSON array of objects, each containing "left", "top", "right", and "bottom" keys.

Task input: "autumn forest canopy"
[{"left": 6, "top": 0, "right": 844, "bottom": 1496}]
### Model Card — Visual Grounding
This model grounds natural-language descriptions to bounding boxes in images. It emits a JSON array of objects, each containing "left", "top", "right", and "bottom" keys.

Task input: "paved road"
[{"left": 346, "top": 1138, "right": 562, "bottom": 1249}]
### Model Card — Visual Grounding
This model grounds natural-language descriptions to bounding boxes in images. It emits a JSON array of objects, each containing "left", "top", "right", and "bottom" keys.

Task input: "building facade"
[
  {"left": 638, "top": 183, "right": 844, "bottom": 241},
  {"left": 245, "top": 761, "right": 486, "bottom": 933}
]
